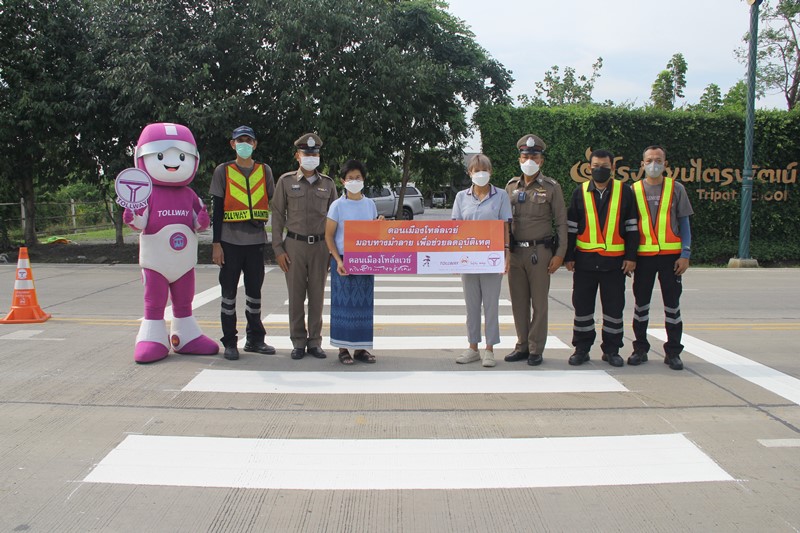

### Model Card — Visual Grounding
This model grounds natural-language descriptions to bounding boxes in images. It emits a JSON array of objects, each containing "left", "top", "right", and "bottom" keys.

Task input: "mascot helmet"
[{"left": 135, "top": 123, "right": 200, "bottom": 186}]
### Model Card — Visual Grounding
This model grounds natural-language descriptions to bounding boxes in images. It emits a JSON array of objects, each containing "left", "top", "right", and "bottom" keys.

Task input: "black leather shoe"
[
  {"left": 504, "top": 350, "right": 530, "bottom": 362},
  {"left": 243, "top": 341, "right": 276, "bottom": 355},
  {"left": 290, "top": 347, "right": 305, "bottom": 360},
  {"left": 627, "top": 351, "right": 648, "bottom": 366},
  {"left": 527, "top": 353, "right": 543, "bottom": 366},
  {"left": 568, "top": 350, "right": 590, "bottom": 366},
  {"left": 603, "top": 353, "right": 624, "bottom": 367},
  {"left": 307, "top": 347, "right": 327, "bottom": 359},
  {"left": 665, "top": 355, "right": 684, "bottom": 370},
  {"left": 223, "top": 346, "right": 239, "bottom": 361}
]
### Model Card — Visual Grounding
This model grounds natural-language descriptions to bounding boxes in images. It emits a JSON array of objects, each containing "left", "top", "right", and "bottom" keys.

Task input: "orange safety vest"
[
  {"left": 223, "top": 163, "right": 269, "bottom": 222},
  {"left": 632, "top": 178, "right": 682, "bottom": 256},
  {"left": 576, "top": 180, "right": 625, "bottom": 256}
]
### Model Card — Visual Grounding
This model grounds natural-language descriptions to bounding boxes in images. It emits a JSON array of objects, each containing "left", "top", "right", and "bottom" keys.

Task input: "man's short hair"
[
  {"left": 643, "top": 145, "right": 667, "bottom": 160},
  {"left": 590, "top": 149, "right": 615, "bottom": 163}
]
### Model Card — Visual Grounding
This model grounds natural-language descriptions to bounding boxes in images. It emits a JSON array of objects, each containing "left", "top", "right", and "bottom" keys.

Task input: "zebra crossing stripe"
[
  {"left": 285, "top": 299, "right": 511, "bottom": 306},
  {"left": 651, "top": 330, "right": 800, "bottom": 406},
  {"left": 183, "top": 369, "right": 625, "bottom": 394},
  {"left": 238, "top": 336, "right": 569, "bottom": 350},
  {"left": 83, "top": 433, "right": 733, "bottom": 490},
  {"left": 264, "top": 313, "right": 522, "bottom": 325}
]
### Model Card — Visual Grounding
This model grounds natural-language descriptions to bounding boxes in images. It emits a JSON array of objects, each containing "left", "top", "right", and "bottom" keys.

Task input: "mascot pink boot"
[{"left": 123, "top": 123, "right": 219, "bottom": 363}]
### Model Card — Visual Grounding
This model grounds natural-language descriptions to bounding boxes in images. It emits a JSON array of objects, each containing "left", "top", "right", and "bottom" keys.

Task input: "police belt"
[
  {"left": 286, "top": 231, "right": 325, "bottom": 244},
  {"left": 514, "top": 237, "right": 554, "bottom": 248}
]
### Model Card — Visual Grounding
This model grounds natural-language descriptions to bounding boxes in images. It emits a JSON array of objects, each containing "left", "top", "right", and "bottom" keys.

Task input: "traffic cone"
[{"left": 1, "top": 247, "right": 51, "bottom": 324}]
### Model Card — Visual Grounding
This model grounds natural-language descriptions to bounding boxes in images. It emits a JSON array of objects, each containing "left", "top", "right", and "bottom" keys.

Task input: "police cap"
[
  {"left": 294, "top": 133, "right": 323, "bottom": 154},
  {"left": 517, "top": 134, "right": 546, "bottom": 155}
]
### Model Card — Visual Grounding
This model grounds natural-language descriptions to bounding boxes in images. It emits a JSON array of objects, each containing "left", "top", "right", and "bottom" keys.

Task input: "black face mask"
[{"left": 592, "top": 167, "right": 612, "bottom": 183}]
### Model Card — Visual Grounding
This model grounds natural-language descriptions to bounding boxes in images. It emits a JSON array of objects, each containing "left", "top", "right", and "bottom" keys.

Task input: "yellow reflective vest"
[
  {"left": 576, "top": 180, "right": 625, "bottom": 256},
  {"left": 632, "top": 178, "right": 682, "bottom": 256},
  {"left": 223, "top": 163, "right": 269, "bottom": 222}
]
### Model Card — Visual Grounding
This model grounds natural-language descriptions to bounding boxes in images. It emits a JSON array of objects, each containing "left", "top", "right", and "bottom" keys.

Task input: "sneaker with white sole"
[
  {"left": 456, "top": 348, "right": 481, "bottom": 364},
  {"left": 481, "top": 350, "right": 496, "bottom": 367}
]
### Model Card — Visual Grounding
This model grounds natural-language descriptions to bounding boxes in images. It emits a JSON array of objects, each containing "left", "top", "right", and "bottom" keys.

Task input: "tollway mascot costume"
[{"left": 119, "top": 123, "right": 219, "bottom": 363}]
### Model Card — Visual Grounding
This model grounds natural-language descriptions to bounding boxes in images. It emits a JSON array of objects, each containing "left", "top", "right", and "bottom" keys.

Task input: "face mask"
[
  {"left": 235, "top": 142, "right": 254, "bottom": 159},
  {"left": 471, "top": 171, "right": 491, "bottom": 187},
  {"left": 644, "top": 162, "right": 665, "bottom": 178},
  {"left": 520, "top": 160, "right": 539, "bottom": 176},
  {"left": 344, "top": 180, "right": 364, "bottom": 194},
  {"left": 592, "top": 167, "right": 612, "bottom": 183},
  {"left": 300, "top": 156, "right": 319, "bottom": 171}
]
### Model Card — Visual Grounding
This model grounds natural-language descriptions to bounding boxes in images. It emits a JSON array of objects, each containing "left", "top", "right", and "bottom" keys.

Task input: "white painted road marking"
[
  {"left": 758, "top": 439, "right": 800, "bottom": 448},
  {"left": 0, "top": 330, "right": 65, "bottom": 341},
  {"left": 285, "top": 298, "right": 511, "bottom": 307},
  {"left": 265, "top": 313, "right": 520, "bottom": 325},
  {"left": 240, "top": 335, "right": 569, "bottom": 350},
  {"left": 183, "top": 369, "right": 626, "bottom": 394},
  {"left": 651, "top": 330, "right": 800, "bottom": 406},
  {"left": 84, "top": 433, "right": 733, "bottom": 490}
]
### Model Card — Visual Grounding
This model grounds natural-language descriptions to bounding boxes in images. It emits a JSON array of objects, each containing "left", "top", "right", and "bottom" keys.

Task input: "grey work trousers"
[{"left": 460, "top": 273, "right": 503, "bottom": 346}]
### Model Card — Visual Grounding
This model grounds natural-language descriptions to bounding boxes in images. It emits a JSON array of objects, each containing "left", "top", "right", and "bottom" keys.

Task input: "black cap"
[{"left": 232, "top": 125, "right": 256, "bottom": 140}]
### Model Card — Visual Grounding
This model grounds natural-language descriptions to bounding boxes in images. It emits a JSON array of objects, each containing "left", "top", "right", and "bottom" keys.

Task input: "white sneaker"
[
  {"left": 481, "top": 350, "right": 496, "bottom": 367},
  {"left": 456, "top": 348, "right": 481, "bottom": 364}
]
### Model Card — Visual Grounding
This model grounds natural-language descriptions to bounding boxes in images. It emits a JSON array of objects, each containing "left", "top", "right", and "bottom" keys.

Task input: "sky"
[{"left": 444, "top": 0, "right": 787, "bottom": 150}]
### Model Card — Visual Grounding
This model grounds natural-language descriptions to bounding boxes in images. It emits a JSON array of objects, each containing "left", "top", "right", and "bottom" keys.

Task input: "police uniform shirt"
[
  {"left": 209, "top": 160, "right": 275, "bottom": 246},
  {"left": 642, "top": 180, "right": 694, "bottom": 236},
  {"left": 505, "top": 173, "right": 568, "bottom": 257},
  {"left": 565, "top": 179, "right": 639, "bottom": 271},
  {"left": 271, "top": 169, "right": 338, "bottom": 256}
]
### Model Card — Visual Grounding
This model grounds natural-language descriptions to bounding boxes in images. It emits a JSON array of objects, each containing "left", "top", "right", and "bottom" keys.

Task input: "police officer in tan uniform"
[
  {"left": 504, "top": 134, "right": 568, "bottom": 366},
  {"left": 271, "top": 133, "right": 338, "bottom": 360}
]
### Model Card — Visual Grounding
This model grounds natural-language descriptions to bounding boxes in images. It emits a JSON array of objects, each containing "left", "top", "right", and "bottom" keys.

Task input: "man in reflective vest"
[
  {"left": 629, "top": 145, "right": 694, "bottom": 370},
  {"left": 565, "top": 149, "right": 639, "bottom": 367},
  {"left": 209, "top": 125, "right": 276, "bottom": 360}
]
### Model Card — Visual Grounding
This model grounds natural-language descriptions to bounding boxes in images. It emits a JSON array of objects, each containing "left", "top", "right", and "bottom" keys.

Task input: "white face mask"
[
  {"left": 300, "top": 156, "right": 319, "bottom": 171},
  {"left": 521, "top": 160, "right": 540, "bottom": 176},
  {"left": 644, "top": 162, "right": 665, "bottom": 179},
  {"left": 470, "top": 171, "right": 491, "bottom": 187},
  {"left": 344, "top": 180, "right": 364, "bottom": 194}
]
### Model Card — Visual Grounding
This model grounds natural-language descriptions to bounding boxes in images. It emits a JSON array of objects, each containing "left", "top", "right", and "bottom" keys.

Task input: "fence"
[{"left": 0, "top": 199, "right": 117, "bottom": 241}]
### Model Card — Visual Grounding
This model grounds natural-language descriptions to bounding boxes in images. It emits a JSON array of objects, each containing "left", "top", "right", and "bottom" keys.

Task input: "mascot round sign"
[{"left": 114, "top": 168, "right": 153, "bottom": 210}]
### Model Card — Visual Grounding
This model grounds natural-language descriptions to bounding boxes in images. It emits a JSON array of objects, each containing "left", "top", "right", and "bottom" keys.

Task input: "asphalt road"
[{"left": 1, "top": 228, "right": 799, "bottom": 532}]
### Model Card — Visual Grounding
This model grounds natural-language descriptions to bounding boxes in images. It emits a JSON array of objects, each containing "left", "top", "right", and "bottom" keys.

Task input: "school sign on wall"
[{"left": 475, "top": 104, "right": 800, "bottom": 262}]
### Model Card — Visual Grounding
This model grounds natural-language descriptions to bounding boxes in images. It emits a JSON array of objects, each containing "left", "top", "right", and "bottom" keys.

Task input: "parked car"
[
  {"left": 365, "top": 185, "right": 425, "bottom": 220},
  {"left": 432, "top": 191, "right": 447, "bottom": 208}
]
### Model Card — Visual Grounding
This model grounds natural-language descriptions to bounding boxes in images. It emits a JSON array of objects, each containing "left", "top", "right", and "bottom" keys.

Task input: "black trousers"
[
  {"left": 219, "top": 242, "right": 266, "bottom": 348},
  {"left": 572, "top": 268, "right": 626, "bottom": 355},
  {"left": 632, "top": 254, "right": 683, "bottom": 357}
]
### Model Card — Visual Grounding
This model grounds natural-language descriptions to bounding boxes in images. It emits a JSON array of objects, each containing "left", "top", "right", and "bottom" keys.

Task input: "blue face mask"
[{"left": 235, "top": 142, "right": 254, "bottom": 159}]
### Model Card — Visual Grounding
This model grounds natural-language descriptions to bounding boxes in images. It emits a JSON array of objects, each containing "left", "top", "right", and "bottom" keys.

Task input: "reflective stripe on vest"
[
  {"left": 576, "top": 180, "right": 625, "bottom": 256},
  {"left": 223, "top": 164, "right": 269, "bottom": 222},
  {"left": 633, "top": 178, "right": 682, "bottom": 256}
]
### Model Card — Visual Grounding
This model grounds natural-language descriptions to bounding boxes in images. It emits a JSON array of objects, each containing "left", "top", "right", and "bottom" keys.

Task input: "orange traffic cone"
[{"left": 1, "top": 247, "right": 51, "bottom": 324}]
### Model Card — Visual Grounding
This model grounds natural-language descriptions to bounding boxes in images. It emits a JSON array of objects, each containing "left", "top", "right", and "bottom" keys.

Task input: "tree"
[
  {"left": 695, "top": 83, "right": 723, "bottom": 112},
  {"left": 519, "top": 58, "right": 603, "bottom": 107},
  {"left": 649, "top": 53, "right": 688, "bottom": 110},
  {"left": 737, "top": 0, "right": 800, "bottom": 110},
  {"left": 722, "top": 80, "right": 749, "bottom": 113},
  {"left": 0, "top": 0, "right": 97, "bottom": 246}
]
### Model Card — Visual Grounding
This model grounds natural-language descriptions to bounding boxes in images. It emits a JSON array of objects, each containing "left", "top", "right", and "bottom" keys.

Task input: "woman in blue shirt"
[
  {"left": 451, "top": 154, "right": 512, "bottom": 367},
  {"left": 325, "top": 160, "right": 380, "bottom": 365}
]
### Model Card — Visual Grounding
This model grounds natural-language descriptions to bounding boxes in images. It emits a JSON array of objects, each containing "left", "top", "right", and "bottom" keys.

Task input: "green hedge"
[{"left": 475, "top": 105, "right": 800, "bottom": 264}]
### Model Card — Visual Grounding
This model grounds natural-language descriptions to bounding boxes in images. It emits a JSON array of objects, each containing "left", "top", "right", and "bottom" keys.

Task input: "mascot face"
[{"left": 135, "top": 123, "right": 200, "bottom": 187}]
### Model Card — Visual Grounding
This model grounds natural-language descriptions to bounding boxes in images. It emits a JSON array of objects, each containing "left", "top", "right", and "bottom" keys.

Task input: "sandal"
[
  {"left": 353, "top": 350, "right": 376, "bottom": 363},
  {"left": 338, "top": 349, "right": 354, "bottom": 365}
]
